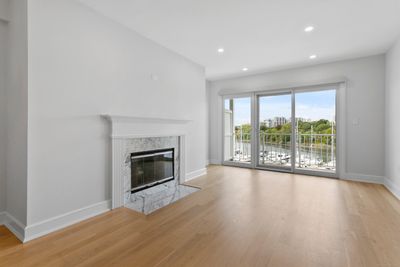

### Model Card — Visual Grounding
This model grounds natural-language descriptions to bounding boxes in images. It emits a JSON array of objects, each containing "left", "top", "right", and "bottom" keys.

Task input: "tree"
[{"left": 234, "top": 119, "right": 335, "bottom": 146}]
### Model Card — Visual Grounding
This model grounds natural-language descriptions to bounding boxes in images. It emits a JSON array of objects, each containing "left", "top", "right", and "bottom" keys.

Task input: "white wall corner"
[
  {"left": 3, "top": 200, "right": 113, "bottom": 243},
  {"left": 384, "top": 178, "right": 400, "bottom": 200},
  {"left": 0, "top": 212, "right": 6, "bottom": 226},
  {"left": 24, "top": 200, "right": 111, "bottom": 243},
  {"left": 340, "top": 173, "right": 385, "bottom": 184},
  {"left": 2, "top": 212, "right": 26, "bottom": 242},
  {"left": 185, "top": 168, "right": 207, "bottom": 182}
]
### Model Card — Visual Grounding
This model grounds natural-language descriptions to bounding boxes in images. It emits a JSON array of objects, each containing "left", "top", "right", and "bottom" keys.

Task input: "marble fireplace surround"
[
  {"left": 103, "top": 115, "right": 191, "bottom": 209},
  {"left": 122, "top": 136, "right": 181, "bottom": 205}
]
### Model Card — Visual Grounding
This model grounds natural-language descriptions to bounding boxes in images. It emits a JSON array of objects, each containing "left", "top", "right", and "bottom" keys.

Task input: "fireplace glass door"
[{"left": 131, "top": 148, "right": 174, "bottom": 192}]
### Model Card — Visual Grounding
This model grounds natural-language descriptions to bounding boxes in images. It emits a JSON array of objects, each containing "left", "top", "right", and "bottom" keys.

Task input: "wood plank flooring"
[{"left": 1, "top": 165, "right": 400, "bottom": 266}]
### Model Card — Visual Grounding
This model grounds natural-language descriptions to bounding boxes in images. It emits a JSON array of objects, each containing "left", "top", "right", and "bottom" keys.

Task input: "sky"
[{"left": 225, "top": 90, "right": 336, "bottom": 126}]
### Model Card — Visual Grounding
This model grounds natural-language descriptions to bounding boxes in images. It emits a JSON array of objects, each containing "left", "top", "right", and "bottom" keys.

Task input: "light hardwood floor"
[{"left": 1, "top": 165, "right": 400, "bottom": 266}]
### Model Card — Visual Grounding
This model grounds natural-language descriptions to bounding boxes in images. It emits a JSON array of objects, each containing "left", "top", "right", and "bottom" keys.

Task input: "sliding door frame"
[
  {"left": 222, "top": 93, "right": 256, "bottom": 168},
  {"left": 221, "top": 82, "right": 344, "bottom": 179},
  {"left": 291, "top": 86, "right": 339, "bottom": 178},
  {"left": 255, "top": 90, "right": 294, "bottom": 173}
]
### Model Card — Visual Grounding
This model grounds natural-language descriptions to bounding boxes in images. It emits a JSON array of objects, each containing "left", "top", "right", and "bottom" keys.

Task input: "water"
[{"left": 234, "top": 141, "right": 336, "bottom": 169}]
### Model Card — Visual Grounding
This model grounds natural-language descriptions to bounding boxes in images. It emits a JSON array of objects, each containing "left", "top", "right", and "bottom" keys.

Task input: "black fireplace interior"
[{"left": 130, "top": 148, "right": 174, "bottom": 193}]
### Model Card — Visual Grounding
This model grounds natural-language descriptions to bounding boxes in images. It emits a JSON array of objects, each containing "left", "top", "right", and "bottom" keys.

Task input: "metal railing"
[
  {"left": 232, "top": 132, "right": 336, "bottom": 171},
  {"left": 233, "top": 133, "right": 252, "bottom": 162},
  {"left": 259, "top": 133, "right": 291, "bottom": 167}
]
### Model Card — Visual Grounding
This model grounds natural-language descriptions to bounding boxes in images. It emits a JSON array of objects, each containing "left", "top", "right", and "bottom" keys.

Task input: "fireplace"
[{"left": 130, "top": 148, "right": 175, "bottom": 193}]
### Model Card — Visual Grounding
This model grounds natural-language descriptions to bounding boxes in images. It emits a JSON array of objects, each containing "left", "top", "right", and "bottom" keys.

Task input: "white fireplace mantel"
[
  {"left": 102, "top": 114, "right": 192, "bottom": 124},
  {"left": 102, "top": 114, "right": 189, "bottom": 209}
]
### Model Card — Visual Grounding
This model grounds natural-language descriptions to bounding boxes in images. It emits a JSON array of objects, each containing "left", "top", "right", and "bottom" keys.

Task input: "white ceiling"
[{"left": 78, "top": 0, "right": 400, "bottom": 80}]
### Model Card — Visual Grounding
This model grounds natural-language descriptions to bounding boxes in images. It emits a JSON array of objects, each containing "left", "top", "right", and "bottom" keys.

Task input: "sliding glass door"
[
  {"left": 223, "top": 95, "right": 252, "bottom": 166},
  {"left": 258, "top": 93, "right": 293, "bottom": 171},
  {"left": 222, "top": 86, "right": 338, "bottom": 177},
  {"left": 294, "top": 89, "right": 336, "bottom": 173}
]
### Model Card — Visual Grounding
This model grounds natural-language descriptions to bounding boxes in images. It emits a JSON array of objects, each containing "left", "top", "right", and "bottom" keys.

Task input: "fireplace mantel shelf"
[{"left": 102, "top": 114, "right": 192, "bottom": 124}]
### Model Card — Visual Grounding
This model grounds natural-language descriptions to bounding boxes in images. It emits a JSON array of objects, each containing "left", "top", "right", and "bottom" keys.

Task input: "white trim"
[
  {"left": 111, "top": 139, "right": 125, "bottom": 209},
  {"left": 102, "top": 114, "right": 191, "bottom": 124},
  {"left": 185, "top": 168, "right": 207, "bottom": 182},
  {"left": 340, "top": 173, "right": 384, "bottom": 184},
  {"left": 384, "top": 178, "right": 400, "bottom": 200},
  {"left": 24, "top": 200, "right": 111, "bottom": 243},
  {"left": 111, "top": 133, "right": 187, "bottom": 140},
  {"left": 218, "top": 78, "right": 347, "bottom": 96},
  {"left": 221, "top": 93, "right": 254, "bottom": 168},
  {"left": 2, "top": 212, "right": 26, "bottom": 242},
  {"left": 2, "top": 201, "right": 112, "bottom": 243},
  {"left": 337, "top": 82, "right": 347, "bottom": 179},
  {"left": 0, "top": 212, "right": 5, "bottom": 225}
]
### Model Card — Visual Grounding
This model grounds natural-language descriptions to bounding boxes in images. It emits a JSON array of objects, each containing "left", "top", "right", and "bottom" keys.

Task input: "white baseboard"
[
  {"left": 341, "top": 173, "right": 384, "bottom": 184},
  {"left": 186, "top": 168, "right": 207, "bottom": 182},
  {"left": 24, "top": 200, "right": 111, "bottom": 243},
  {"left": 2, "top": 212, "right": 26, "bottom": 242},
  {"left": 384, "top": 178, "right": 400, "bottom": 200},
  {"left": 0, "top": 212, "right": 5, "bottom": 225},
  {"left": 341, "top": 174, "right": 400, "bottom": 201}
]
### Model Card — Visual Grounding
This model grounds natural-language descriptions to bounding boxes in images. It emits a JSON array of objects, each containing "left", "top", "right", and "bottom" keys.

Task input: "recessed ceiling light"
[
  {"left": 217, "top": 48, "right": 224, "bottom": 53},
  {"left": 304, "top": 26, "right": 314, "bottom": 32},
  {"left": 242, "top": 67, "right": 248, "bottom": 71},
  {"left": 309, "top": 54, "right": 317, "bottom": 59}
]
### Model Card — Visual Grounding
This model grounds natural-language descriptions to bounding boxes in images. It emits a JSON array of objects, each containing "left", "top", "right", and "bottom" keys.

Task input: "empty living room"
[{"left": 1, "top": 0, "right": 400, "bottom": 266}]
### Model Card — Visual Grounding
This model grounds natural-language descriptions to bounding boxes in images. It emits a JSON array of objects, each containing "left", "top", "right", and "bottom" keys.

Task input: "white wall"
[
  {"left": 208, "top": 55, "right": 386, "bottom": 179},
  {"left": 0, "top": 0, "right": 8, "bottom": 21},
  {"left": 6, "top": 0, "right": 28, "bottom": 225},
  {"left": 385, "top": 37, "right": 400, "bottom": 194},
  {"left": 0, "top": 19, "right": 6, "bottom": 213},
  {"left": 27, "top": 0, "right": 207, "bottom": 225}
]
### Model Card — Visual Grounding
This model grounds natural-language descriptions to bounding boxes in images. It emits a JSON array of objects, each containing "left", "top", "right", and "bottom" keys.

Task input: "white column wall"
[{"left": 385, "top": 36, "right": 400, "bottom": 196}]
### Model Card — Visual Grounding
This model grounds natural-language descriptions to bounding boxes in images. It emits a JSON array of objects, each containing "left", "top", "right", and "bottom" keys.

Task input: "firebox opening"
[{"left": 130, "top": 148, "right": 175, "bottom": 193}]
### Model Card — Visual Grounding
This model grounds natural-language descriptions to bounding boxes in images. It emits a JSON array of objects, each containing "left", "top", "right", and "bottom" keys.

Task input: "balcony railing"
[{"left": 233, "top": 132, "right": 336, "bottom": 171}]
